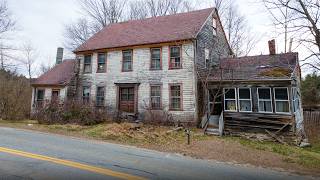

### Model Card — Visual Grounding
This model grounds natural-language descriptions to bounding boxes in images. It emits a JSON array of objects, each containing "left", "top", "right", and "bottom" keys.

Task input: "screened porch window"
[
  {"left": 274, "top": 87, "right": 290, "bottom": 113},
  {"left": 224, "top": 88, "right": 237, "bottom": 111},
  {"left": 238, "top": 88, "right": 252, "bottom": 112},
  {"left": 258, "top": 88, "right": 273, "bottom": 113}
]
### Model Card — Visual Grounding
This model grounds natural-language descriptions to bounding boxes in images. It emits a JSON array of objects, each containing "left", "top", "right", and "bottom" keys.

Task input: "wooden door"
[{"left": 119, "top": 87, "right": 135, "bottom": 113}]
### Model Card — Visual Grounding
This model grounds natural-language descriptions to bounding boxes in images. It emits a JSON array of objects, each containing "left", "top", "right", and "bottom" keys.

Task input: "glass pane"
[
  {"left": 171, "top": 98, "right": 181, "bottom": 109},
  {"left": 239, "top": 100, "right": 251, "bottom": 111},
  {"left": 97, "top": 87, "right": 105, "bottom": 96},
  {"left": 276, "top": 101, "right": 289, "bottom": 113},
  {"left": 123, "top": 50, "right": 132, "bottom": 61},
  {"left": 259, "top": 101, "right": 272, "bottom": 112},
  {"left": 151, "top": 97, "right": 161, "bottom": 108},
  {"left": 275, "top": 88, "right": 288, "bottom": 100},
  {"left": 98, "top": 64, "right": 105, "bottom": 71},
  {"left": 171, "top": 86, "right": 181, "bottom": 96},
  {"left": 123, "top": 61, "right": 132, "bottom": 71},
  {"left": 84, "top": 55, "right": 91, "bottom": 64},
  {"left": 151, "top": 49, "right": 160, "bottom": 59},
  {"left": 37, "top": 90, "right": 44, "bottom": 100},
  {"left": 258, "top": 88, "right": 271, "bottom": 99},
  {"left": 98, "top": 54, "right": 105, "bottom": 63},
  {"left": 225, "top": 89, "right": 235, "bottom": 99},
  {"left": 239, "top": 88, "right": 250, "bottom": 99},
  {"left": 84, "top": 64, "right": 91, "bottom": 72},
  {"left": 151, "top": 86, "right": 161, "bottom": 96},
  {"left": 170, "top": 47, "right": 180, "bottom": 57},
  {"left": 83, "top": 87, "right": 90, "bottom": 97},
  {"left": 225, "top": 100, "right": 236, "bottom": 111},
  {"left": 151, "top": 59, "right": 161, "bottom": 69}
]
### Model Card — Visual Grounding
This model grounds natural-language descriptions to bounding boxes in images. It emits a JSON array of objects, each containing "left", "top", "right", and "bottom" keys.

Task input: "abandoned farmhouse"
[{"left": 31, "top": 8, "right": 303, "bottom": 135}]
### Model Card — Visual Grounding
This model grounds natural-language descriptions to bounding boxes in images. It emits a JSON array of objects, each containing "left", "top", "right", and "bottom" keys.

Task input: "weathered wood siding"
[{"left": 78, "top": 43, "right": 197, "bottom": 122}]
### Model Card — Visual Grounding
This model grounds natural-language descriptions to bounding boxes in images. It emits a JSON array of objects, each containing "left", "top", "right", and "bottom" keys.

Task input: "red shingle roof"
[
  {"left": 32, "top": 59, "right": 76, "bottom": 86},
  {"left": 75, "top": 8, "right": 214, "bottom": 52},
  {"left": 209, "top": 53, "right": 299, "bottom": 81}
]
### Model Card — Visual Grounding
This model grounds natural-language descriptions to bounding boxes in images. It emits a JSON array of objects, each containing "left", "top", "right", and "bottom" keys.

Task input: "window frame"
[
  {"left": 292, "top": 87, "right": 299, "bottom": 113},
  {"left": 169, "top": 45, "right": 182, "bottom": 69},
  {"left": 82, "top": 86, "right": 91, "bottom": 104},
  {"left": 96, "top": 86, "right": 105, "bottom": 107},
  {"left": 83, "top": 55, "right": 92, "bottom": 73},
  {"left": 237, "top": 87, "right": 252, "bottom": 112},
  {"left": 223, "top": 88, "right": 237, "bottom": 112},
  {"left": 97, "top": 53, "right": 106, "bottom": 73},
  {"left": 169, "top": 84, "right": 183, "bottom": 111},
  {"left": 274, "top": 87, "right": 290, "bottom": 114},
  {"left": 36, "top": 89, "right": 45, "bottom": 101},
  {"left": 122, "top": 49, "right": 133, "bottom": 72},
  {"left": 257, "top": 87, "right": 273, "bottom": 113},
  {"left": 150, "top": 47, "right": 162, "bottom": 70},
  {"left": 150, "top": 84, "right": 162, "bottom": 110}
]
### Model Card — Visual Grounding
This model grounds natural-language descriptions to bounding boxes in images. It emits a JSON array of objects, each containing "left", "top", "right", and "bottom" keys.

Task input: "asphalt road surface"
[{"left": 0, "top": 127, "right": 315, "bottom": 180}]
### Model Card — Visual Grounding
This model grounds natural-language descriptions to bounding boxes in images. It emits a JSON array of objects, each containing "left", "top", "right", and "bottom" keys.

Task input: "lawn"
[{"left": 0, "top": 120, "right": 319, "bottom": 176}]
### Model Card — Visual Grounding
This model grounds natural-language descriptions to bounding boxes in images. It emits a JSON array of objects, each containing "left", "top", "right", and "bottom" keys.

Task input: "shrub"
[{"left": 32, "top": 100, "right": 109, "bottom": 125}]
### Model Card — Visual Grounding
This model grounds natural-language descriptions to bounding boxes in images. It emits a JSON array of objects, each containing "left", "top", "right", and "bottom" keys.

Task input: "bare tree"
[
  {"left": 263, "top": 0, "right": 320, "bottom": 71},
  {"left": 128, "top": 0, "right": 149, "bottom": 20},
  {"left": 214, "top": 0, "right": 259, "bottom": 57},
  {"left": 19, "top": 42, "right": 37, "bottom": 82},
  {"left": 64, "top": 18, "right": 95, "bottom": 51},
  {"left": 0, "top": 0, "right": 15, "bottom": 37}
]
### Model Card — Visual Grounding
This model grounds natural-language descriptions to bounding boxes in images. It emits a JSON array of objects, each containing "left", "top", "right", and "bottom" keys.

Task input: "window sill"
[
  {"left": 122, "top": 70, "right": 133, "bottom": 72},
  {"left": 96, "top": 71, "right": 106, "bottom": 73},
  {"left": 150, "top": 68, "right": 162, "bottom": 71},
  {"left": 169, "top": 109, "right": 183, "bottom": 111},
  {"left": 168, "top": 67, "right": 182, "bottom": 70}
]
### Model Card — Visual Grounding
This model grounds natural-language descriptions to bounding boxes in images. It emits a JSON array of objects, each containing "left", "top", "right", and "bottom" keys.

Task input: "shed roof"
[
  {"left": 209, "top": 53, "right": 299, "bottom": 81},
  {"left": 75, "top": 8, "right": 214, "bottom": 52},
  {"left": 32, "top": 59, "right": 76, "bottom": 86}
]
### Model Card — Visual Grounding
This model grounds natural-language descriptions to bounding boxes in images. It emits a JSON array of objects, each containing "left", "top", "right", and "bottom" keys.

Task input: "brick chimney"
[
  {"left": 56, "top": 47, "right": 64, "bottom": 65},
  {"left": 268, "top": 39, "right": 276, "bottom": 55}
]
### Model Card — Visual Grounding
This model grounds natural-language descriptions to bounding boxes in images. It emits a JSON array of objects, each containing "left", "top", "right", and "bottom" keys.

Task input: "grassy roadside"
[{"left": 0, "top": 120, "right": 319, "bottom": 176}]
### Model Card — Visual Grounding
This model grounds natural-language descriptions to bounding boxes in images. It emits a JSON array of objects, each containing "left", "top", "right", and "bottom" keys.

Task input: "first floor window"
[
  {"left": 122, "top": 50, "right": 133, "bottom": 71},
  {"left": 97, "top": 53, "right": 106, "bottom": 72},
  {"left": 150, "top": 48, "right": 161, "bottom": 70},
  {"left": 150, "top": 85, "right": 161, "bottom": 109},
  {"left": 238, "top": 88, "right": 252, "bottom": 112},
  {"left": 84, "top": 55, "right": 92, "bottom": 73},
  {"left": 36, "top": 89, "right": 45, "bottom": 102},
  {"left": 224, "top": 88, "right": 237, "bottom": 111},
  {"left": 96, "top": 87, "right": 105, "bottom": 106},
  {"left": 258, "top": 88, "right": 272, "bottom": 112},
  {"left": 169, "top": 46, "right": 181, "bottom": 69},
  {"left": 82, "top": 86, "right": 90, "bottom": 103},
  {"left": 52, "top": 89, "right": 60, "bottom": 102},
  {"left": 274, "top": 87, "right": 290, "bottom": 113},
  {"left": 170, "top": 84, "right": 182, "bottom": 110}
]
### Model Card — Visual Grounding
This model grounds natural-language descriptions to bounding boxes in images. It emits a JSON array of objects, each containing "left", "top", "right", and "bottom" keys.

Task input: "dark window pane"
[
  {"left": 275, "top": 88, "right": 288, "bottom": 100},
  {"left": 259, "top": 101, "right": 272, "bottom": 112},
  {"left": 239, "top": 100, "right": 251, "bottom": 111},
  {"left": 258, "top": 88, "right": 271, "bottom": 99},
  {"left": 37, "top": 90, "right": 44, "bottom": 100},
  {"left": 225, "top": 89, "right": 235, "bottom": 99},
  {"left": 170, "top": 47, "right": 180, "bottom": 57},
  {"left": 239, "top": 88, "right": 250, "bottom": 99},
  {"left": 98, "top": 54, "right": 105, "bottom": 64},
  {"left": 151, "top": 49, "right": 160, "bottom": 59},
  {"left": 84, "top": 55, "right": 91, "bottom": 64},
  {"left": 276, "top": 101, "right": 289, "bottom": 112}
]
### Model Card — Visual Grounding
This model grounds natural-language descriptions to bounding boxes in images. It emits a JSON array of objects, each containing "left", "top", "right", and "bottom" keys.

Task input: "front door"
[
  {"left": 208, "top": 89, "right": 223, "bottom": 128},
  {"left": 119, "top": 87, "right": 135, "bottom": 113}
]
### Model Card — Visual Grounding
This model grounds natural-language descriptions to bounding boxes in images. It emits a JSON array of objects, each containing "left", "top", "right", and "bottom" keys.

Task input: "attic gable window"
[
  {"left": 150, "top": 48, "right": 161, "bottom": 70},
  {"left": 169, "top": 46, "right": 182, "bottom": 69},
  {"left": 122, "top": 50, "right": 133, "bottom": 72},
  {"left": 258, "top": 88, "right": 273, "bottom": 113},
  {"left": 97, "top": 53, "right": 106, "bottom": 73},
  {"left": 84, "top": 55, "right": 92, "bottom": 73},
  {"left": 274, "top": 87, "right": 290, "bottom": 113}
]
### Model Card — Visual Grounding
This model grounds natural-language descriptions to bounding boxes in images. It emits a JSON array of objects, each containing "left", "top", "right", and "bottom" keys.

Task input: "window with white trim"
[
  {"left": 258, "top": 88, "right": 273, "bottom": 113},
  {"left": 224, "top": 88, "right": 237, "bottom": 111},
  {"left": 238, "top": 88, "right": 252, "bottom": 112},
  {"left": 274, "top": 87, "right": 290, "bottom": 113},
  {"left": 292, "top": 87, "right": 300, "bottom": 113}
]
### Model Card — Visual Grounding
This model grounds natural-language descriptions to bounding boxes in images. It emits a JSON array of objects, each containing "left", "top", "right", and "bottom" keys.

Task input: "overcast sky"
[{"left": 6, "top": 0, "right": 312, "bottom": 76}]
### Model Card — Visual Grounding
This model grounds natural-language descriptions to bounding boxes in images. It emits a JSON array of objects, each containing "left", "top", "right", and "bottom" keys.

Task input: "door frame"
[{"left": 115, "top": 83, "right": 140, "bottom": 114}]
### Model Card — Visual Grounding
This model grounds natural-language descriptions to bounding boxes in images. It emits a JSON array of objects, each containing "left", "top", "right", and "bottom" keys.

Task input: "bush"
[{"left": 32, "top": 100, "right": 109, "bottom": 125}]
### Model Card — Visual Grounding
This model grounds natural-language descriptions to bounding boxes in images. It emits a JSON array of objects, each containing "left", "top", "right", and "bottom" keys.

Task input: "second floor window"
[
  {"left": 84, "top": 55, "right": 92, "bottom": 73},
  {"left": 122, "top": 50, "right": 133, "bottom": 72},
  {"left": 82, "top": 86, "right": 90, "bottom": 103},
  {"left": 169, "top": 46, "right": 181, "bottom": 69},
  {"left": 96, "top": 86, "right": 105, "bottom": 107},
  {"left": 97, "top": 53, "right": 106, "bottom": 73},
  {"left": 150, "top": 48, "right": 161, "bottom": 70}
]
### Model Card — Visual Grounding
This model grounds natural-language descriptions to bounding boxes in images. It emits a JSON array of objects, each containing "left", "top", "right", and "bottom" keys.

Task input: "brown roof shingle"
[
  {"left": 209, "top": 53, "right": 299, "bottom": 81},
  {"left": 75, "top": 8, "right": 214, "bottom": 52},
  {"left": 32, "top": 59, "right": 76, "bottom": 86}
]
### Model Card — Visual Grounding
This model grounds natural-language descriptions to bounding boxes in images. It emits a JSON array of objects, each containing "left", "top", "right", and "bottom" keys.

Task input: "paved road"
[{"left": 0, "top": 127, "right": 315, "bottom": 180}]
